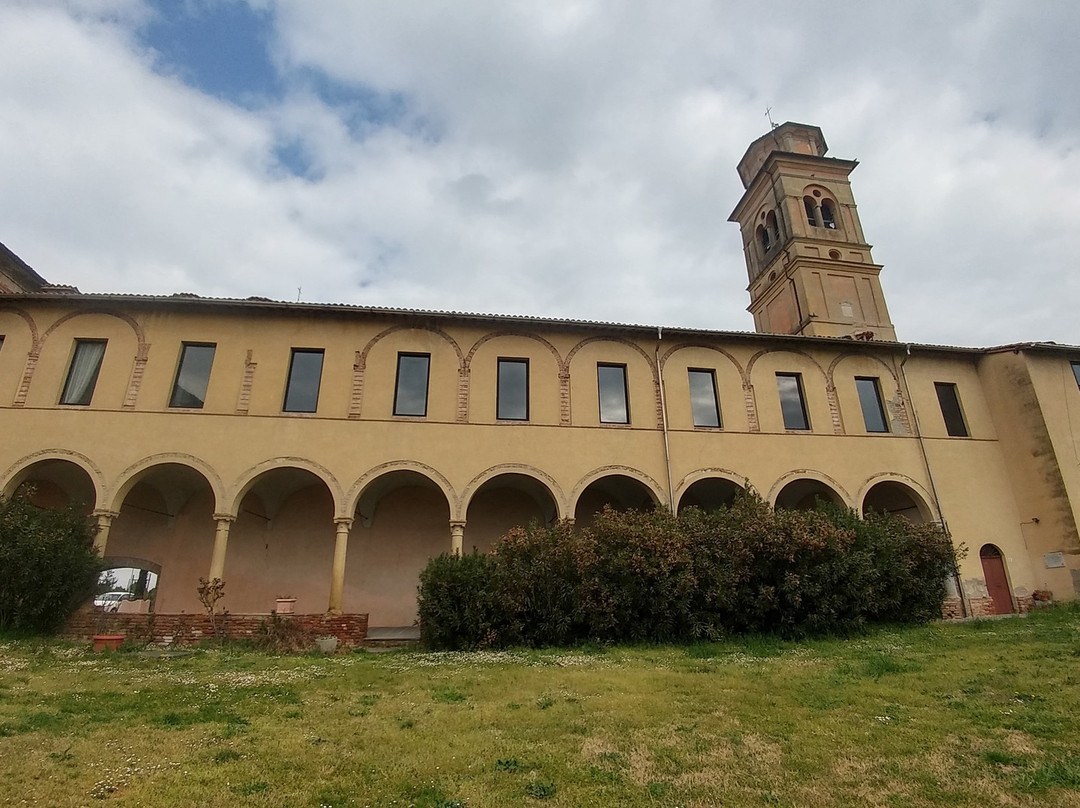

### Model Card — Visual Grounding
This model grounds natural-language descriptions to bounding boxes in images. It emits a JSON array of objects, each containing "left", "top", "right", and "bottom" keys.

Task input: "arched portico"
[
  {"left": 463, "top": 471, "right": 561, "bottom": 552},
  {"left": 106, "top": 462, "right": 217, "bottom": 613},
  {"left": 773, "top": 476, "right": 846, "bottom": 511},
  {"left": 572, "top": 470, "right": 663, "bottom": 528},
  {"left": 677, "top": 476, "right": 745, "bottom": 513},
  {"left": 224, "top": 466, "right": 338, "bottom": 615},
  {"left": 861, "top": 479, "right": 932, "bottom": 523},
  {"left": 346, "top": 469, "right": 453, "bottom": 627},
  {"left": 2, "top": 454, "right": 100, "bottom": 513}
]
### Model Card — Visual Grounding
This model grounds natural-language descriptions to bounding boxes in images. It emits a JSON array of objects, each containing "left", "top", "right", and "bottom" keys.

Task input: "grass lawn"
[{"left": 3, "top": 607, "right": 1080, "bottom": 807}]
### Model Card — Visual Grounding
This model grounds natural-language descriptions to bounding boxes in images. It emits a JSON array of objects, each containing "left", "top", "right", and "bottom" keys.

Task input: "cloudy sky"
[{"left": 1, "top": 1, "right": 1077, "bottom": 347}]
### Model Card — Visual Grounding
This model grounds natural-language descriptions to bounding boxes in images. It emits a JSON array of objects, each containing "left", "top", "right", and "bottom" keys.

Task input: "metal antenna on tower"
[{"left": 765, "top": 107, "right": 779, "bottom": 129}]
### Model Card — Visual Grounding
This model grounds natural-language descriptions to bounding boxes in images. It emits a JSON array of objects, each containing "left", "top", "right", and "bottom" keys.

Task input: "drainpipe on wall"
[
  {"left": 656, "top": 327, "right": 675, "bottom": 511},
  {"left": 899, "top": 344, "right": 968, "bottom": 618}
]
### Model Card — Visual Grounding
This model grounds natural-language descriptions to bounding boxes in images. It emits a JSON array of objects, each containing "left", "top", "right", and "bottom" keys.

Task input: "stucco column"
[
  {"left": 328, "top": 518, "right": 352, "bottom": 615},
  {"left": 450, "top": 520, "right": 466, "bottom": 556},
  {"left": 92, "top": 510, "right": 118, "bottom": 555},
  {"left": 208, "top": 514, "right": 235, "bottom": 581}
]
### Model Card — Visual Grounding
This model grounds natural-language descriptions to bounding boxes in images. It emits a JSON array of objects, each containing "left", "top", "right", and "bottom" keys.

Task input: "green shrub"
[
  {"left": 0, "top": 492, "right": 100, "bottom": 634},
  {"left": 417, "top": 493, "right": 959, "bottom": 649}
]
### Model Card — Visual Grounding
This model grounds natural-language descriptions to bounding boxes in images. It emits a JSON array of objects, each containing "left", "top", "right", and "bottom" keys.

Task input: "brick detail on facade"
[
  {"left": 236, "top": 350, "right": 256, "bottom": 414},
  {"left": 349, "top": 350, "right": 364, "bottom": 419},
  {"left": 12, "top": 349, "right": 38, "bottom": 408},
  {"left": 558, "top": 370, "right": 571, "bottom": 425},
  {"left": 63, "top": 610, "right": 369, "bottom": 647},
  {"left": 942, "top": 595, "right": 1035, "bottom": 620},
  {"left": 122, "top": 343, "right": 150, "bottom": 410},
  {"left": 826, "top": 383, "right": 844, "bottom": 434},
  {"left": 456, "top": 366, "right": 470, "bottom": 423}
]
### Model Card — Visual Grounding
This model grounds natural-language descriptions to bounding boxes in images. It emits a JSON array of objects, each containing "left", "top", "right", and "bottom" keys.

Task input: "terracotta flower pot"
[
  {"left": 275, "top": 598, "right": 296, "bottom": 615},
  {"left": 92, "top": 634, "right": 125, "bottom": 652}
]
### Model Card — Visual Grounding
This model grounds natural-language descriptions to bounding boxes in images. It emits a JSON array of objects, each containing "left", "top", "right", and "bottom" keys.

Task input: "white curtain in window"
[{"left": 63, "top": 341, "right": 106, "bottom": 404}]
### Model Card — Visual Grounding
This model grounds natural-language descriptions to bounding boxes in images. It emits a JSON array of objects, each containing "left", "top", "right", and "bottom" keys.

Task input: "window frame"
[
  {"left": 169, "top": 342, "right": 217, "bottom": 409},
  {"left": 282, "top": 347, "right": 325, "bottom": 414},
  {"left": 776, "top": 372, "right": 810, "bottom": 431},
  {"left": 687, "top": 368, "right": 722, "bottom": 428},
  {"left": 59, "top": 339, "right": 107, "bottom": 406},
  {"left": 496, "top": 357, "right": 530, "bottom": 421},
  {"left": 597, "top": 362, "right": 630, "bottom": 425},
  {"left": 1072, "top": 361, "right": 1080, "bottom": 391},
  {"left": 855, "top": 376, "right": 889, "bottom": 434},
  {"left": 934, "top": 381, "right": 969, "bottom": 437},
  {"left": 393, "top": 352, "right": 431, "bottom": 417}
]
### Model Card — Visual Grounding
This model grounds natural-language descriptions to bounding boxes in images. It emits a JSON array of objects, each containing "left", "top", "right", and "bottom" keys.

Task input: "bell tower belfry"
[{"left": 728, "top": 122, "right": 896, "bottom": 341}]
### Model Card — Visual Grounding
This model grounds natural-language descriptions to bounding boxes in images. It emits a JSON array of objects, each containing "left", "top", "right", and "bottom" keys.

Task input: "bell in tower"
[{"left": 728, "top": 122, "right": 896, "bottom": 341}]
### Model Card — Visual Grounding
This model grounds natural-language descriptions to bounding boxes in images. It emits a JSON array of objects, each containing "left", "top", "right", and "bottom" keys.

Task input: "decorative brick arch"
[
  {"left": 745, "top": 347, "right": 840, "bottom": 434},
  {"left": 0, "top": 305, "right": 41, "bottom": 346},
  {"left": 660, "top": 343, "right": 752, "bottom": 430},
  {"left": 352, "top": 324, "right": 467, "bottom": 421},
  {"left": 106, "top": 453, "right": 226, "bottom": 515},
  {"left": 460, "top": 463, "right": 568, "bottom": 521},
  {"left": 565, "top": 336, "right": 662, "bottom": 429},
  {"left": 345, "top": 461, "right": 460, "bottom": 523},
  {"left": 229, "top": 457, "right": 344, "bottom": 518},
  {"left": 464, "top": 331, "right": 568, "bottom": 424},
  {"left": 827, "top": 353, "right": 910, "bottom": 434},
  {"left": 18, "top": 308, "right": 150, "bottom": 410},
  {"left": 767, "top": 469, "right": 852, "bottom": 510},
  {"left": 570, "top": 465, "right": 667, "bottom": 515}
]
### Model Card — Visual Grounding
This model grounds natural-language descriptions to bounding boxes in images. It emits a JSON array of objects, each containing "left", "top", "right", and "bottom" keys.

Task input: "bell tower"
[{"left": 728, "top": 122, "right": 896, "bottom": 341}]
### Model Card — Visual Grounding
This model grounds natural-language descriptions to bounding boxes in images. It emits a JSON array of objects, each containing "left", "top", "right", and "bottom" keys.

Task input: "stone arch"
[
  {"left": 674, "top": 468, "right": 748, "bottom": 513},
  {"left": 566, "top": 335, "right": 662, "bottom": 429},
  {"left": 659, "top": 343, "right": 746, "bottom": 384},
  {"left": 107, "top": 453, "right": 225, "bottom": 515},
  {"left": 464, "top": 331, "right": 565, "bottom": 372},
  {"left": 461, "top": 464, "right": 567, "bottom": 521},
  {"left": 229, "top": 457, "right": 343, "bottom": 519},
  {"left": 346, "top": 461, "right": 459, "bottom": 523},
  {"left": 858, "top": 474, "right": 935, "bottom": 523},
  {"left": 826, "top": 352, "right": 900, "bottom": 389},
  {"left": 769, "top": 470, "right": 851, "bottom": 510},
  {"left": 1, "top": 449, "right": 105, "bottom": 511},
  {"left": 39, "top": 308, "right": 147, "bottom": 346},
  {"left": 571, "top": 466, "right": 665, "bottom": 527}
]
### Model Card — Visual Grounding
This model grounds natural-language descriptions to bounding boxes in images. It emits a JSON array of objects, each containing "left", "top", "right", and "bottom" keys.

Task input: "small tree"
[
  {"left": 0, "top": 491, "right": 100, "bottom": 634},
  {"left": 196, "top": 577, "right": 226, "bottom": 639}
]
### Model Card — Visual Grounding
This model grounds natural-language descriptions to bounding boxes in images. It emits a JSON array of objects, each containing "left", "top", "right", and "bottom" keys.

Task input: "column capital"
[
  {"left": 92, "top": 509, "right": 119, "bottom": 521},
  {"left": 212, "top": 513, "right": 236, "bottom": 524},
  {"left": 334, "top": 517, "right": 354, "bottom": 530},
  {"left": 449, "top": 520, "right": 467, "bottom": 529}
]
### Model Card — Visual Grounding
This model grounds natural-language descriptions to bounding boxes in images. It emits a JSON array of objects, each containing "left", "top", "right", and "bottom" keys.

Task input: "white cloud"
[{"left": 0, "top": 1, "right": 1077, "bottom": 347}]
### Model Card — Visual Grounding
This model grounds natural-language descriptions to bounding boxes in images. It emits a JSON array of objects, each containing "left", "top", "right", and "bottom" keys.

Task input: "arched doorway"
[
  {"left": 6, "top": 458, "right": 97, "bottom": 514},
  {"left": 861, "top": 481, "right": 930, "bottom": 523},
  {"left": 465, "top": 473, "right": 558, "bottom": 552},
  {"left": 574, "top": 474, "right": 658, "bottom": 528},
  {"left": 979, "top": 544, "right": 1014, "bottom": 615},
  {"left": 774, "top": 478, "right": 843, "bottom": 511},
  {"left": 348, "top": 470, "right": 452, "bottom": 627},
  {"left": 677, "top": 477, "right": 744, "bottom": 514}
]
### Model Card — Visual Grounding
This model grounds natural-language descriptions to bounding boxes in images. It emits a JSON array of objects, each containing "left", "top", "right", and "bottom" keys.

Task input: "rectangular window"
[
  {"left": 1072, "top": 361, "right": 1080, "bottom": 391},
  {"left": 776, "top": 373, "right": 809, "bottom": 430},
  {"left": 688, "top": 369, "right": 721, "bottom": 428},
  {"left": 394, "top": 353, "right": 430, "bottom": 416},
  {"left": 855, "top": 376, "right": 889, "bottom": 433},
  {"left": 59, "top": 339, "right": 107, "bottom": 406},
  {"left": 497, "top": 358, "right": 529, "bottom": 420},
  {"left": 282, "top": 348, "right": 324, "bottom": 413},
  {"left": 935, "top": 382, "right": 969, "bottom": 437},
  {"left": 169, "top": 343, "right": 216, "bottom": 408},
  {"left": 597, "top": 363, "right": 629, "bottom": 424}
]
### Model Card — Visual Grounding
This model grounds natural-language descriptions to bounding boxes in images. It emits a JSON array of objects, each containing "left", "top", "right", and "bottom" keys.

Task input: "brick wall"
[
  {"left": 63, "top": 610, "right": 369, "bottom": 647},
  {"left": 941, "top": 595, "right": 1035, "bottom": 620}
]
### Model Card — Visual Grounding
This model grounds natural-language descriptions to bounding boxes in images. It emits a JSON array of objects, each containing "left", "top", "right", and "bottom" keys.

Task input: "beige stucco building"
[{"left": 2, "top": 123, "right": 1079, "bottom": 632}]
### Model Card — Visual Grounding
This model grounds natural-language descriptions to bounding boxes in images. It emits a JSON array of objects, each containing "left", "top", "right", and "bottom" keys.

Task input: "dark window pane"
[
  {"left": 688, "top": 369, "right": 720, "bottom": 428},
  {"left": 598, "top": 364, "right": 629, "bottom": 424},
  {"left": 283, "top": 349, "right": 324, "bottom": 413},
  {"left": 1072, "top": 362, "right": 1080, "bottom": 391},
  {"left": 935, "top": 382, "right": 968, "bottom": 437},
  {"left": 169, "top": 343, "right": 216, "bottom": 408},
  {"left": 855, "top": 376, "right": 889, "bottom": 433},
  {"left": 497, "top": 358, "right": 528, "bottom": 420},
  {"left": 776, "top": 373, "right": 809, "bottom": 430},
  {"left": 60, "top": 340, "right": 107, "bottom": 406},
  {"left": 394, "top": 353, "right": 430, "bottom": 416}
]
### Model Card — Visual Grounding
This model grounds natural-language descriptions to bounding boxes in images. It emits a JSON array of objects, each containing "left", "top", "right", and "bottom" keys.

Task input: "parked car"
[{"left": 94, "top": 591, "right": 134, "bottom": 612}]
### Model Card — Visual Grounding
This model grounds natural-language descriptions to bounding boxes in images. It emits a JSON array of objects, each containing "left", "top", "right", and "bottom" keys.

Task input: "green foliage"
[
  {"left": 254, "top": 613, "right": 314, "bottom": 653},
  {"left": 418, "top": 492, "right": 960, "bottom": 649},
  {"left": 0, "top": 491, "right": 100, "bottom": 634}
]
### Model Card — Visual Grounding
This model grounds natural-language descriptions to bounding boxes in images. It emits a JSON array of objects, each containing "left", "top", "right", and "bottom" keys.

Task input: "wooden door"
[{"left": 980, "top": 545, "right": 1013, "bottom": 615}]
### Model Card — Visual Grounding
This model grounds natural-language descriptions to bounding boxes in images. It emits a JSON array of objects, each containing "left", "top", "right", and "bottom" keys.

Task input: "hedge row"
[{"left": 417, "top": 495, "right": 958, "bottom": 649}]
